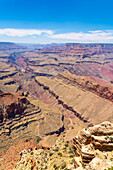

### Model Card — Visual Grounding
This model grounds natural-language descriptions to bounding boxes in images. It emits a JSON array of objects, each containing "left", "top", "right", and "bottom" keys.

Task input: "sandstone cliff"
[{"left": 73, "top": 121, "right": 113, "bottom": 169}]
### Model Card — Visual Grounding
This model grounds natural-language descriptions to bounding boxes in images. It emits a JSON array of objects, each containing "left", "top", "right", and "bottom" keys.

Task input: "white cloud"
[
  {"left": 49, "top": 30, "right": 113, "bottom": 42},
  {"left": 0, "top": 28, "right": 113, "bottom": 43},
  {"left": 0, "top": 28, "right": 53, "bottom": 37}
]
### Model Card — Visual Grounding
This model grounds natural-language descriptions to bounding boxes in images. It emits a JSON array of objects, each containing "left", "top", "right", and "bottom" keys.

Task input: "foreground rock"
[
  {"left": 73, "top": 121, "right": 113, "bottom": 169},
  {"left": 14, "top": 121, "right": 113, "bottom": 170}
]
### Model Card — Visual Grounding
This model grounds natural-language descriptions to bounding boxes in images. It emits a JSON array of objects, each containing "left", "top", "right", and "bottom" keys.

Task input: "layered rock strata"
[
  {"left": 73, "top": 121, "right": 113, "bottom": 167},
  {"left": 35, "top": 75, "right": 113, "bottom": 124},
  {"left": 0, "top": 91, "right": 40, "bottom": 135}
]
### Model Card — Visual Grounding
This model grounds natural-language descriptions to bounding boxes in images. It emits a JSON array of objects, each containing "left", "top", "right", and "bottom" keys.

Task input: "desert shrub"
[
  {"left": 110, "top": 137, "right": 113, "bottom": 141},
  {"left": 108, "top": 166, "right": 113, "bottom": 170},
  {"left": 57, "top": 152, "right": 62, "bottom": 157},
  {"left": 82, "top": 164, "right": 86, "bottom": 169},
  {"left": 31, "top": 152, "right": 34, "bottom": 155},
  {"left": 36, "top": 136, "right": 42, "bottom": 143},
  {"left": 31, "top": 166, "right": 33, "bottom": 170},
  {"left": 61, "top": 162, "right": 66, "bottom": 169},
  {"left": 49, "top": 152, "right": 54, "bottom": 156},
  {"left": 53, "top": 164, "right": 57, "bottom": 169},
  {"left": 54, "top": 148, "right": 59, "bottom": 152},
  {"left": 65, "top": 143, "right": 68, "bottom": 147}
]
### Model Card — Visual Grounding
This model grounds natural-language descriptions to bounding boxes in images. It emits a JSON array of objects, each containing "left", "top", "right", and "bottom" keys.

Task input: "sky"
[{"left": 0, "top": 0, "right": 113, "bottom": 44}]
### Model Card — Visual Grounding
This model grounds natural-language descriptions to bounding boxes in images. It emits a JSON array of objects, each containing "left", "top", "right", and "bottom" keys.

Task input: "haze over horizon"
[{"left": 0, "top": 0, "right": 113, "bottom": 44}]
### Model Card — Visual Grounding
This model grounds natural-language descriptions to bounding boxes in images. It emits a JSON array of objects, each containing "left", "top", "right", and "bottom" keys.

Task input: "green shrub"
[
  {"left": 36, "top": 136, "right": 42, "bottom": 143},
  {"left": 57, "top": 152, "right": 62, "bottom": 157},
  {"left": 82, "top": 164, "right": 86, "bottom": 169},
  {"left": 110, "top": 137, "right": 113, "bottom": 141},
  {"left": 53, "top": 164, "right": 57, "bottom": 169},
  {"left": 49, "top": 152, "right": 54, "bottom": 156},
  {"left": 65, "top": 143, "right": 68, "bottom": 147},
  {"left": 108, "top": 166, "right": 113, "bottom": 170},
  {"left": 105, "top": 137, "right": 108, "bottom": 140},
  {"left": 31, "top": 166, "right": 33, "bottom": 170},
  {"left": 31, "top": 152, "right": 34, "bottom": 155},
  {"left": 61, "top": 162, "right": 66, "bottom": 169}
]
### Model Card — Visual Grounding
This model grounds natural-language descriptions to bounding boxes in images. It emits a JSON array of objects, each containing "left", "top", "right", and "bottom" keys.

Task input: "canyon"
[{"left": 0, "top": 42, "right": 113, "bottom": 169}]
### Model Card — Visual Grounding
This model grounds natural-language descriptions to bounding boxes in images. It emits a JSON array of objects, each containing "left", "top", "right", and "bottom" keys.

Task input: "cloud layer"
[
  {"left": 0, "top": 28, "right": 53, "bottom": 37},
  {"left": 49, "top": 30, "right": 113, "bottom": 42},
  {"left": 0, "top": 28, "right": 113, "bottom": 43}
]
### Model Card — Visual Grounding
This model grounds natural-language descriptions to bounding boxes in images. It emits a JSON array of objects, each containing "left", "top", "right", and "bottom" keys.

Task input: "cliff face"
[
  {"left": 57, "top": 72, "right": 113, "bottom": 102},
  {"left": 0, "top": 91, "right": 37, "bottom": 135},
  {"left": 73, "top": 121, "right": 113, "bottom": 169},
  {"left": 37, "top": 43, "right": 113, "bottom": 57},
  {"left": 0, "top": 91, "right": 28, "bottom": 122},
  {"left": 35, "top": 73, "right": 113, "bottom": 125}
]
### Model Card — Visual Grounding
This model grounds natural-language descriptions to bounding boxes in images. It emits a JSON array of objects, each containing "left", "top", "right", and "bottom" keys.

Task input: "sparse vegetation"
[
  {"left": 61, "top": 162, "right": 66, "bottom": 169},
  {"left": 110, "top": 137, "right": 113, "bottom": 141},
  {"left": 82, "top": 164, "right": 86, "bottom": 169},
  {"left": 57, "top": 152, "right": 62, "bottom": 157},
  {"left": 65, "top": 143, "right": 68, "bottom": 147},
  {"left": 31, "top": 166, "right": 34, "bottom": 170},
  {"left": 49, "top": 152, "right": 54, "bottom": 156},
  {"left": 36, "top": 136, "right": 42, "bottom": 143}
]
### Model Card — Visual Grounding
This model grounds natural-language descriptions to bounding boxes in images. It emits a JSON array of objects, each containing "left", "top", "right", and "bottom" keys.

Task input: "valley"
[{"left": 0, "top": 42, "right": 113, "bottom": 169}]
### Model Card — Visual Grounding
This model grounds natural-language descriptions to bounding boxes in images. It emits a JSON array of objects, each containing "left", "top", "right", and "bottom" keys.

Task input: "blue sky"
[{"left": 0, "top": 0, "right": 113, "bottom": 43}]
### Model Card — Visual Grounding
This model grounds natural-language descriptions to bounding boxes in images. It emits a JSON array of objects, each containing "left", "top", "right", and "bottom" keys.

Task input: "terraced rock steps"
[
  {"left": 0, "top": 91, "right": 42, "bottom": 135},
  {"left": 73, "top": 121, "right": 113, "bottom": 168}
]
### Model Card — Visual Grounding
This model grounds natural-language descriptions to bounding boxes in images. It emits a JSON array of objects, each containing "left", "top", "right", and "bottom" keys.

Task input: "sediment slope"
[{"left": 35, "top": 72, "right": 113, "bottom": 124}]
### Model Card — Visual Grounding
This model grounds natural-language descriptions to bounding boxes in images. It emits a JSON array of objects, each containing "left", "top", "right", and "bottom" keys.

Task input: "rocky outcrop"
[
  {"left": 0, "top": 91, "right": 29, "bottom": 123},
  {"left": 73, "top": 121, "right": 113, "bottom": 167},
  {"left": 0, "top": 91, "right": 41, "bottom": 135}
]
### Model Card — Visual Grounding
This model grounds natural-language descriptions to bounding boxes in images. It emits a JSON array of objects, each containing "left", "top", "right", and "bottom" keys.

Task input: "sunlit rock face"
[{"left": 73, "top": 121, "right": 113, "bottom": 167}]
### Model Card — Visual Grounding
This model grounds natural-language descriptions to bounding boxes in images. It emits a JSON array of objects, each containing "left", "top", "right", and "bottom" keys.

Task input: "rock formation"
[
  {"left": 0, "top": 91, "right": 42, "bottom": 135},
  {"left": 73, "top": 121, "right": 113, "bottom": 168},
  {"left": 35, "top": 74, "right": 113, "bottom": 125},
  {"left": 57, "top": 72, "right": 113, "bottom": 102},
  {"left": 13, "top": 121, "right": 113, "bottom": 170},
  {"left": 0, "top": 91, "right": 28, "bottom": 122}
]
